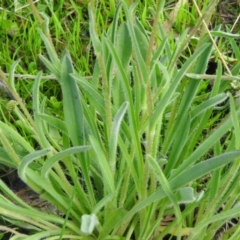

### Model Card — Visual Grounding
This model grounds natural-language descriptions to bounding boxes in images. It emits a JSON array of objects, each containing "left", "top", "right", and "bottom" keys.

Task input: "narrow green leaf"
[
  {"left": 150, "top": 43, "right": 210, "bottom": 129},
  {"left": 172, "top": 110, "right": 239, "bottom": 178},
  {"left": 148, "top": 155, "right": 182, "bottom": 236},
  {"left": 229, "top": 93, "right": 240, "bottom": 147},
  {"left": 98, "top": 208, "right": 127, "bottom": 239},
  {"left": 162, "top": 41, "right": 213, "bottom": 154},
  {"left": 41, "top": 146, "right": 91, "bottom": 178},
  {"left": 186, "top": 73, "right": 240, "bottom": 81},
  {"left": 112, "top": 23, "right": 132, "bottom": 110},
  {"left": 92, "top": 193, "right": 115, "bottom": 214},
  {"left": 90, "top": 136, "right": 115, "bottom": 193},
  {"left": 18, "top": 149, "right": 51, "bottom": 181},
  {"left": 210, "top": 31, "right": 240, "bottom": 38},
  {"left": 37, "top": 28, "right": 60, "bottom": 65},
  {"left": 0, "top": 179, "right": 34, "bottom": 209},
  {"left": 38, "top": 113, "right": 68, "bottom": 135},
  {"left": 72, "top": 73, "right": 105, "bottom": 116},
  {"left": 191, "top": 93, "right": 228, "bottom": 119},
  {"left": 172, "top": 150, "right": 240, "bottom": 197},
  {"left": 151, "top": 37, "right": 167, "bottom": 65},
  {"left": 88, "top": 4, "right": 101, "bottom": 54},
  {"left": 0, "top": 121, "right": 34, "bottom": 153},
  {"left": 0, "top": 148, "right": 16, "bottom": 167},
  {"left": 33, "top": 72, "right": 51, "bottom": 148},
  {"left": 25, "top": 168, "right": 80, "bottom": 223},
  {"left": 20, "top": 230, "right": 63, "bottom": 240},
  {"left": 116, "top": 23, "right": 132, "bottom": 70},
  {"left": 0, "top": 130, "right": 20, "bottom": 166},
  {"left": 133, "top": 19, "right": 148, "bottom": 62},
  {"left": 228, "top": 210, "right": 240, "bottom": 240},
  {"left": 106, "top": 38, "right": 144, "bottom": 194},
  {"left": 190, "top": 205, "right": 240, "bottom": 239},
  {"left": 229, "top": 38, "right": 240, "bottom": 61},
  {"left": 120, "top": 150, "right": 240, "bottom": 225},
  {"left": 38, "top": 55, "right": 60, "bottom": 79},
  {"left": 122, "top": 2, "right": 148, "bottom": 84},
  {"left": 165, "top": 114, "right": 190, "bottom": 175},
  {"left": 210, "top": 61, "right": 222, "bottom": 97},
  {"left": 81, "top": 99, "right": 103, "bottom": 144},
  {"left": 185, "top": 62, "right": 223, "bottom": 158},
  {"left": 109, "top": 102, "right": 128, "bottom": 172},
  {"left": 9, "top": 59, "right": 20, "bottom": 91},
  {"left": 0, "top": 202, "right": 59, "bottom": 230},
  {"left": 118, "top": 136, "right": 140, "bottom": 195},
  {"left": 110, "top": 2, "right": 123, "bottom": 44},
  {"left": 60, "top": 51, "right": 84, "bottom": 146}
]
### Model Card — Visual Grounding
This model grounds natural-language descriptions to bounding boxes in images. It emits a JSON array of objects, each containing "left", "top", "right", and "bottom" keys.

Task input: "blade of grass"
[
  {"left": 18, "top": 148, "right": 51, "bottom": 181},
  {"left": 41, "top": 146, "right": 91, "bottom": 178},
  {"left": 105, "top": 37, "right": 144, "bottom": 197},
  {"left": 118, "top": 150, "right": 240, "bottom": 226},
  {"left": 150, "top": 43, "right": 210, "bottom": 130},
  {"left": 0, "top": 129, "right": 21, "bottom": 166},
  {"left": 32, "top": 72, "right": 52, "bottom": 148},
  {"left": 89, "top": 135, "right": 115, "bottom": 194},
  {"left": 171, "top": 110, "right": 240, "bottom": 178},
  {"left": 147, "top": 155, "right": 182, "bottom": 240},
  {"left": 189, "top": 204, "right": 240, "bottom": 240},
  {"left": 109, "top": 102, "right": 128, "bottom": 173}
]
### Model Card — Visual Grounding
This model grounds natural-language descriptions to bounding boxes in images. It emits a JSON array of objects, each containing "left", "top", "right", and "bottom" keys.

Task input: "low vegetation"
[{"left": 0, "top": 0, "right": 240, "bottom": 239}]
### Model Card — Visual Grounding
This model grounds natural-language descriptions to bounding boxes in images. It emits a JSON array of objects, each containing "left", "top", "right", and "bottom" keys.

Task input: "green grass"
[{"left": 0, "top": 0, "right": 240, "bottom": 239}]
